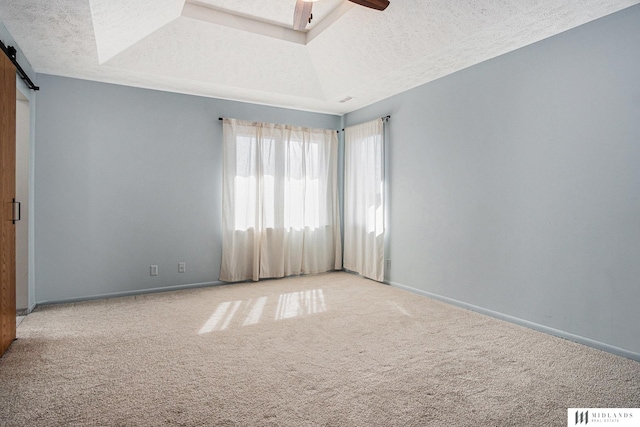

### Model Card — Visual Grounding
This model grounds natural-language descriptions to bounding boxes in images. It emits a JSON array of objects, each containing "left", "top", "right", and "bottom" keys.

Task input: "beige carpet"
[{"left": 1, "top": 272, "right": 638, "bottom": 426}]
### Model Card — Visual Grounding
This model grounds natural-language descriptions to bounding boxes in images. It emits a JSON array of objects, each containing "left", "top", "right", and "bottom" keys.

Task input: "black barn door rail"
[{"left": 0, "top": 40, "right": 39, "bottom": 91}]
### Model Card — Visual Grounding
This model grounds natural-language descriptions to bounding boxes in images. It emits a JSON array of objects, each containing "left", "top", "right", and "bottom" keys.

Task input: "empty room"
[{"left": 1, "top": 0, "right": 639, "bottom": 425}]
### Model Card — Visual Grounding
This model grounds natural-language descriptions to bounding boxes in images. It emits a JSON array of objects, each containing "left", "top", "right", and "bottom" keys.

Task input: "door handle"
[{"left": 12, "top": 198, "right": 20, "bottom": 224}]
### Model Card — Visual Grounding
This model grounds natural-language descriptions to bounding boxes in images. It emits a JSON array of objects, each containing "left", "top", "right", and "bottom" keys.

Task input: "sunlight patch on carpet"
[
  {"left": 243, "top": 296, "right": 267, "bottom": 326},
  {"left": 198, "top": 289, "right": 326, "bottom": 334},
  {"left": 275, "top": 289, "right": 326, "bottom": 321}
]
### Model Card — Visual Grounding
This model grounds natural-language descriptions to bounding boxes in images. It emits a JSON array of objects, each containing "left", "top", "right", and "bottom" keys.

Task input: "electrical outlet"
[
  {"left": 178, "top": 262, "right": 186, "bottom": 273},
  {"left": 386, "top": 259, "right": 391, "bottom": 270},
  {"left": 150, "top": 265, "right": 158, "bottom": 276}
]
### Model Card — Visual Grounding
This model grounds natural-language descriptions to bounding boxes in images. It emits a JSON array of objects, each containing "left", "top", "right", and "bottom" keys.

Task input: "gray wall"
[
  {"left": 345, "top": 5, "right": 640, "bottom": 357},
  {"left": 34, "top": 75, "right": 340, "bottom": 303}
]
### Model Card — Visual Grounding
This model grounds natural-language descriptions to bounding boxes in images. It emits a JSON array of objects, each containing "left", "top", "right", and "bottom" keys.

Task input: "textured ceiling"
[{"left": 0, "top": 0, "right": 638, "bottom": 114}]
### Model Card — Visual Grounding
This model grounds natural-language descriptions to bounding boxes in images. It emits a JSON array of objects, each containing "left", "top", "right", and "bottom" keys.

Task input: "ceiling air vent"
[{"left": 339, "top": 96, "right": 353, "bottom": 103}]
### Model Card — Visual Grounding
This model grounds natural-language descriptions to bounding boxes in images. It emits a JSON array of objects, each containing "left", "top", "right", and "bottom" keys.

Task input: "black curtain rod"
[
  {"left": 220, "top": 117, "right": 340, "bottom": 133},
  {"left": 341, "top": 115, "right": 390, "bottom": 132},
  {"left": 220, "top": 116, "right": 390, "bottom": 121},
  {"left": 0, "top": 40, "right": 39, "bottom": 91},
  {"left": 221, "top": 115, "right": 392, "bottom": 132},
  {"left": 220, "top": 115, "right": 391, "bottom": 133}
]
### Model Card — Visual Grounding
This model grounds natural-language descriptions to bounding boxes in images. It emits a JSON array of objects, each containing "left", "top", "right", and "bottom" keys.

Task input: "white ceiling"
[{"left": 1, "top": 0, "right": 638, "bottom": 114}]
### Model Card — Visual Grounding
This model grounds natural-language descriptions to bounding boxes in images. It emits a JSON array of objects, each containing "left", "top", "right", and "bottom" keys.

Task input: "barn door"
[{"left": 0, "top": 51, "right": 16, "bottom": 357}]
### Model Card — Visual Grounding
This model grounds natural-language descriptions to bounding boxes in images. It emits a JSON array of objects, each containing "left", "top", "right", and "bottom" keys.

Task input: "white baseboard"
[
  {"left": 387, "top": 280, "right": 640, "bottom": 362},
  {"left": 36, "top": 281, "right": 226, "bottom": 306}
]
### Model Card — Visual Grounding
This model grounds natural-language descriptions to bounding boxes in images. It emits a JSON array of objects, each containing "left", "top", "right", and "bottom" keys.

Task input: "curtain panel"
[
  {"left": 344, "top": 119, "right": 385, "bottom": 282},
  {"left": 220, "top": 118, "right": 342, "bottom": 282}
]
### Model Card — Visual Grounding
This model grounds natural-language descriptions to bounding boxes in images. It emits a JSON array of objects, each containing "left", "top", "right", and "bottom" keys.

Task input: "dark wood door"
[{"left": 0, "top": 52, "right": 16, "bottom": 357}]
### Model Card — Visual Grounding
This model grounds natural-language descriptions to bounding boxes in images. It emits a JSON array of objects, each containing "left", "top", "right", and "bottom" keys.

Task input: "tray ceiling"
[{"left": 0, "top": 0, "right": 638, "bottom": 114}]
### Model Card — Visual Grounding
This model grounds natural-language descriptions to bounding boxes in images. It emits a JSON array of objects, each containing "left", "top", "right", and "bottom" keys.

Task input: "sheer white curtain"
[
  {"left": 344, "top": 119, "right": 385, "bottom": 282},
  {"left": 220, "top": 118, "right": 342, "bottom": 282}
]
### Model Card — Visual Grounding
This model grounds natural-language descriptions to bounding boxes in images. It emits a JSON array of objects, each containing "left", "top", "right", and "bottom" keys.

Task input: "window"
[
  {"left": 220, "top": 119, "right": 341, "bottom": 282},
  {"left": 344, "top": 118, "right": 385, "bottom": 282}
]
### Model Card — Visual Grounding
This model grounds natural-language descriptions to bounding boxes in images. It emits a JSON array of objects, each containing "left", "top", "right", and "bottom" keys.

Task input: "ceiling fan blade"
[
  {"left": 293, "top": 0, "right": 313, "bottom": 31},
  {"left": 348, "top": 0, "right": 390, "bottom": 11}
]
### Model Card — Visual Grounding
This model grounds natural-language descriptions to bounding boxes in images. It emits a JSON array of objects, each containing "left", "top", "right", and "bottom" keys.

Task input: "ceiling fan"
[{"left": 293, "top": 0, "right": 390, "bottom": 31}]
